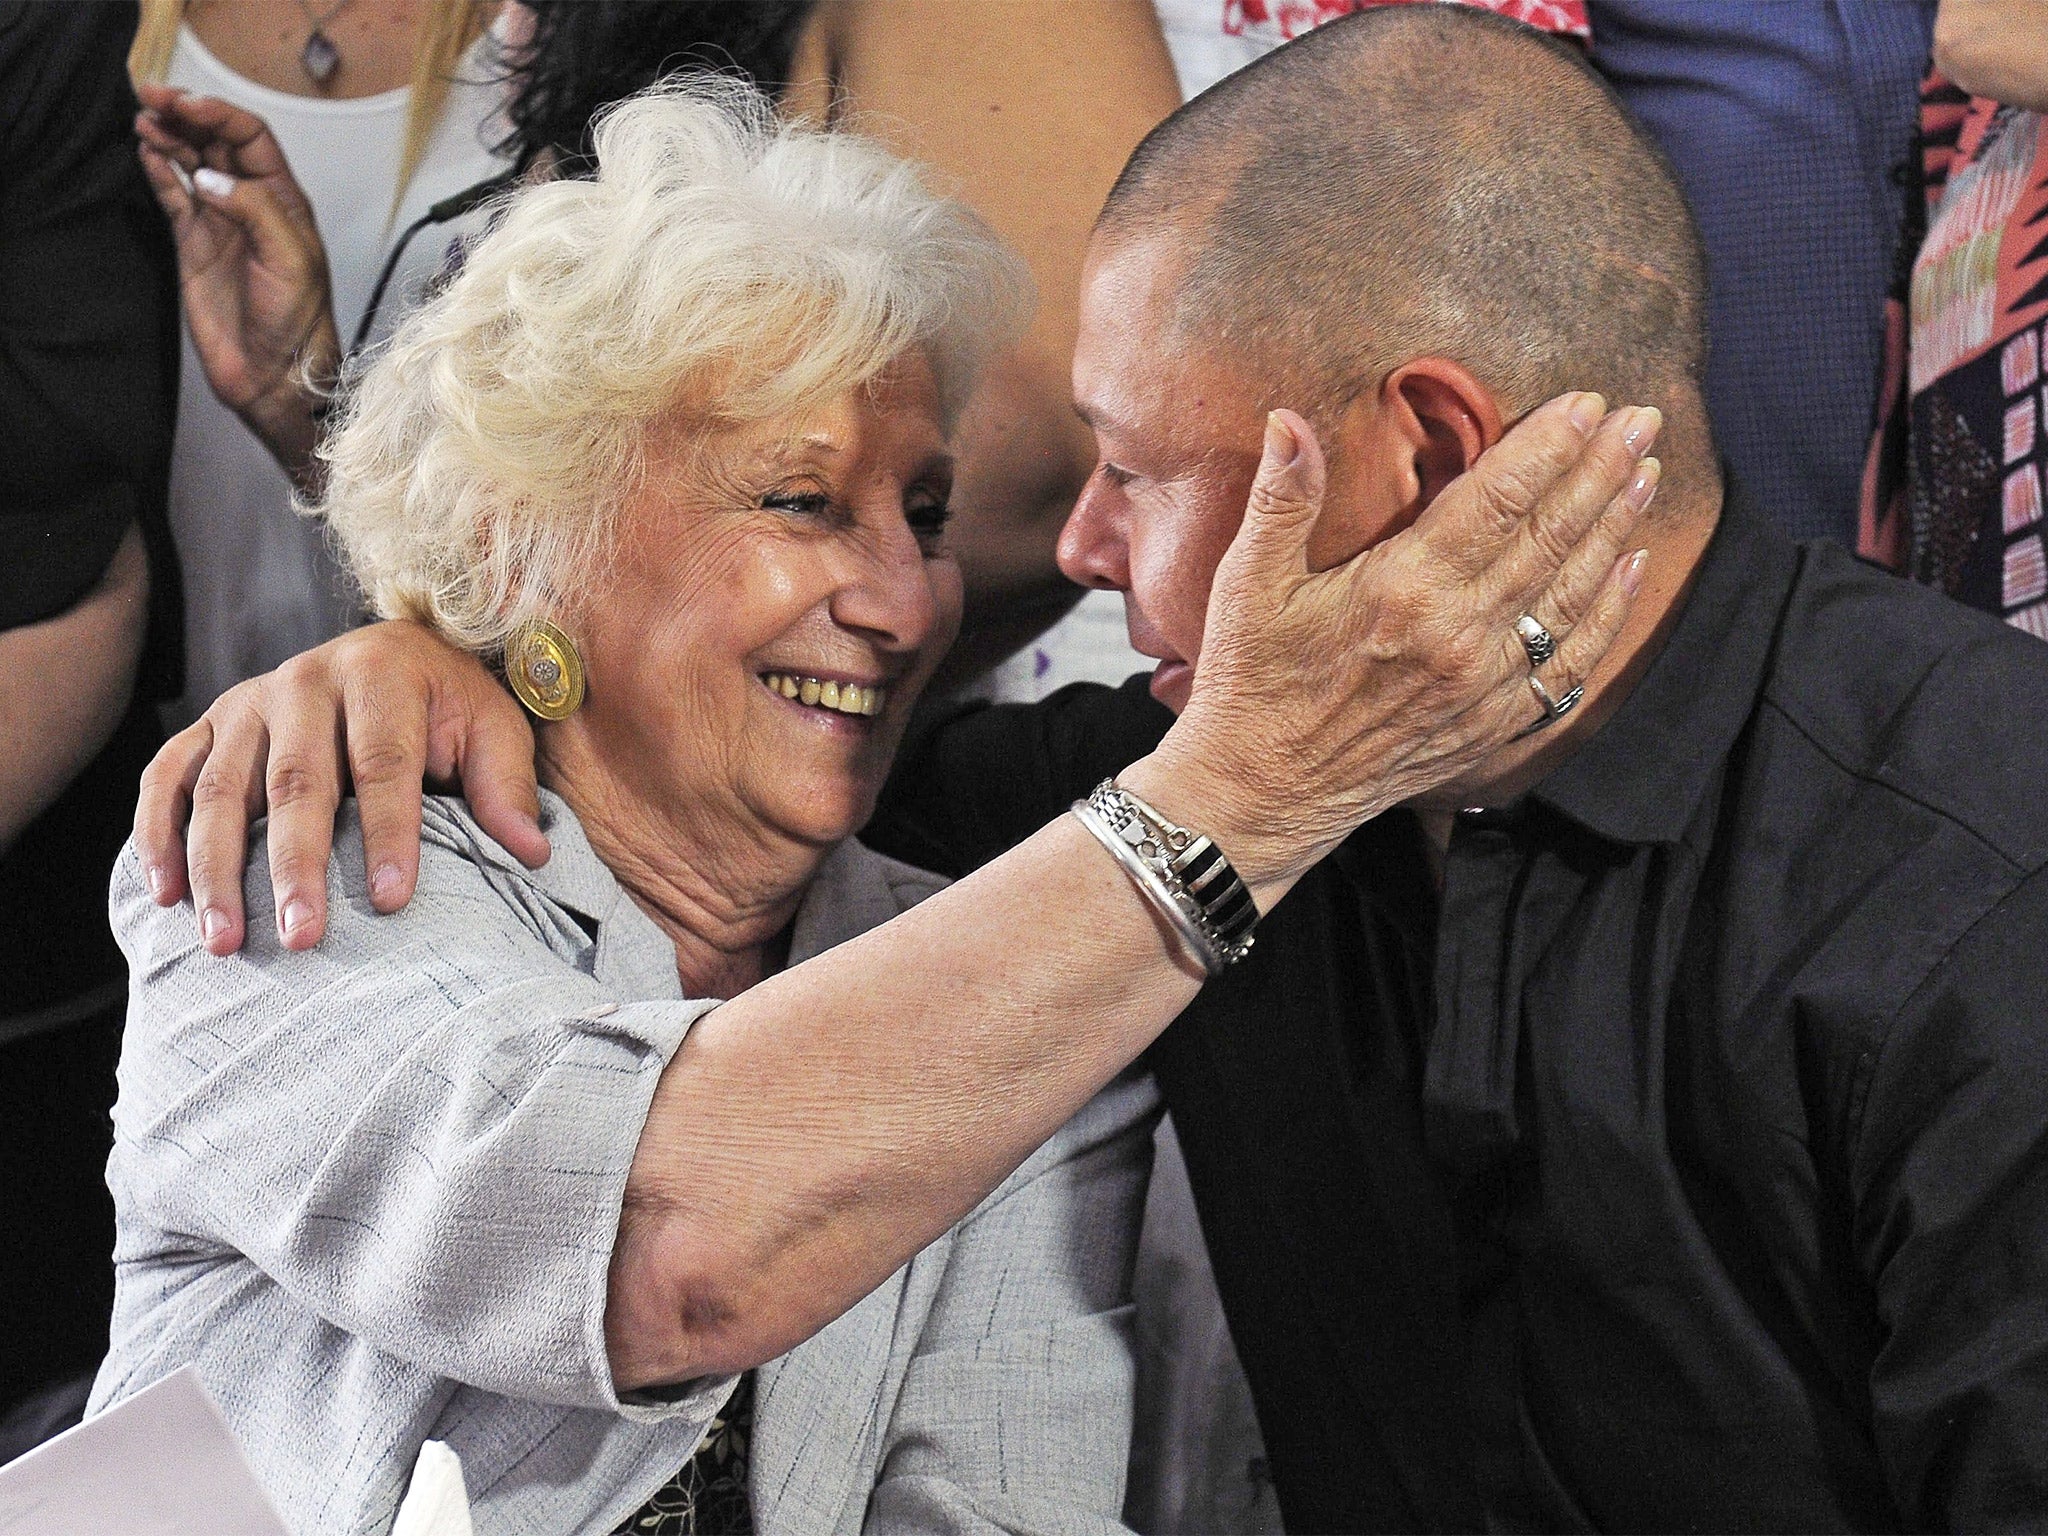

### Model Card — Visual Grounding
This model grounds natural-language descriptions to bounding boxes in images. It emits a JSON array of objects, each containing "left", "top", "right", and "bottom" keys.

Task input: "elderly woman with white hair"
[{"left": 89, "top": 80, "right": 1647, "bottom": 1536}]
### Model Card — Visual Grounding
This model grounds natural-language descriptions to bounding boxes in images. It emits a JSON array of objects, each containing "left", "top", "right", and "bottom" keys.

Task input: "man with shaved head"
[{"left": 138, "top": 7, "right": 2048, "bottom": 1531}]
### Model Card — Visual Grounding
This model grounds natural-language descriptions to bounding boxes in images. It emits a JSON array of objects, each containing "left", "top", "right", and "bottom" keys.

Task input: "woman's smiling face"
[{"left": 552, "top": 354, "right": 962, "bottom": 852}]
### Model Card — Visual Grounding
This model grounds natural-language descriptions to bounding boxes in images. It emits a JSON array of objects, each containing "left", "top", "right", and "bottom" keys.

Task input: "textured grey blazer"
[{"left": 89, "top": 793, "right": 1158, "bottom": 1535}]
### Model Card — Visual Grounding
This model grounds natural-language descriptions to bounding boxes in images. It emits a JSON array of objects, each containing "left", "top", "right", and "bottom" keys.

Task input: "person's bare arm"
[
  {"left": 0, "top": 521, "right": 149, "bottom": 852},
  {"left": 786, "top": 0, "right": 1184, "bottom": 682},
  {"left": 1933, "top": 0, "right": 2048, "bottom": 109}
]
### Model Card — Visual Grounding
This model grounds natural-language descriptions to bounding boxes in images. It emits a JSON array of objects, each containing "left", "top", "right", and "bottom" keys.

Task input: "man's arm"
[
  {"left": 0, "top": 522, "right": 149, "bottom": 850},
  {"left": 1856, "top": 861, "right": 2048, "bottom": 1525}
]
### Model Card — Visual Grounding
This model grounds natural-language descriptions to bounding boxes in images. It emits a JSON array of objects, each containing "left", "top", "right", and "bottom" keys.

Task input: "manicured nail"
[
  {"left": 1625, "top": 456, "right": 1662, "bottom": 512},
  {"left": 201, "top": 907, "right": 230, "bottom": 945},
  {"left": 1622, "top": 406, "right": 1663, "bottom": 456},
  {"left": 280, "top": 898, "right": 312, "bottom": 938},
  {"left": 1566, "top": 392, "right": 1607, "bottom": 434},
  {"left": 1263, "top": 410, "right": 1300, "bottom": 467},
  {"left": 1622, "top": 548, "right": 1648, "bottom": 598},
  {"left": 370, "top": 864, "right": 404, "bottom": 904},
  {"left": 147, "top": 865, "right": 168, "bottom": 901},
  {"left": 192, "top": 167, "right": 234, "bottom": 197}
]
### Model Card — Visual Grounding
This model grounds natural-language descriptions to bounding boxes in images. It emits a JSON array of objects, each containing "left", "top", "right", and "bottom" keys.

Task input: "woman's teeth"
[{"left": 761, "top": 672, "right": 886, "bottom": 717}]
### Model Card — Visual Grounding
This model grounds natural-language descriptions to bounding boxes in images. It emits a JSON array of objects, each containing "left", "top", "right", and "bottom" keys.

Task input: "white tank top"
[{"left": 162, "top": 28, "right": 510, "bottom": 727}]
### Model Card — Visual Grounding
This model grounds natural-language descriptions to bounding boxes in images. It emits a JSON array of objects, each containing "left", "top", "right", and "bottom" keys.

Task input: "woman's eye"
[{"left": 762, "top": 491, "right": 834, "bottom": 519}]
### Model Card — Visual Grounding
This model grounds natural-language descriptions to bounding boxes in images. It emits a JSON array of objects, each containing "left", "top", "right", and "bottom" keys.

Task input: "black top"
[
  {"left": 867, "top": 489, "right": 2048, "bottom": 1532},
  {"left": 0, "top": 0, "right": 180, "bottom": 1032}
]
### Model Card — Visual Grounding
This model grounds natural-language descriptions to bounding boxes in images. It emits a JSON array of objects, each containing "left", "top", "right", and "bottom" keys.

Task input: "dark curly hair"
[{"left": 494, "top": 1, "right": 818, "bottom": 176}]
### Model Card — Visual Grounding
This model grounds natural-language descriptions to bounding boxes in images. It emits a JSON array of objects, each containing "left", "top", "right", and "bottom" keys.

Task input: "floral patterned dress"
[{"left": 611, "top": 1373, "right": 756, "bottom": 1535}]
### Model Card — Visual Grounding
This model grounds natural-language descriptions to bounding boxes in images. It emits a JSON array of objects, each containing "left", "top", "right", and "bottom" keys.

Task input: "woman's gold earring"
[{"left": 505, "top": 618, "right": 586, "bottom": 721}]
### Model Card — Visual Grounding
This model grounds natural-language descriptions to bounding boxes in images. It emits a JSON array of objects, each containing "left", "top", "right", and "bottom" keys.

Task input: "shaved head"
[{"left": 1098, "top": 5, "right": 1708, "bottom": 432}]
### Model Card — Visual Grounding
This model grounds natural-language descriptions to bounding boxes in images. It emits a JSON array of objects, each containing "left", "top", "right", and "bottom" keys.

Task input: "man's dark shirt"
[{"left": 868, "top": 490, "right": 2048, "bottom": 1532}]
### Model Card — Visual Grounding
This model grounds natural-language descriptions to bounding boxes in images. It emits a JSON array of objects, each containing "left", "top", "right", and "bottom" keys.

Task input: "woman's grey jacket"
[{"left": 89, "top": 792, "right": 1158, "bottom": 1535}]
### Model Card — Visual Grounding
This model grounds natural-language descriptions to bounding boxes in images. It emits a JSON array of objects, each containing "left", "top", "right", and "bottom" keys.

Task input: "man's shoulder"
[
  {"left": 870, "top": 674, "right": 1172, "bottom": 875},
  {"left": 1763, "top": 541, "right": 2048, "bottom": 873}
]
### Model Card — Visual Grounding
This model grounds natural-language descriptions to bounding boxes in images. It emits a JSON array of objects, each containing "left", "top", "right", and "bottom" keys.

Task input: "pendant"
[{"left": 301, "top": 28, "right": 340, "bottom": 85}]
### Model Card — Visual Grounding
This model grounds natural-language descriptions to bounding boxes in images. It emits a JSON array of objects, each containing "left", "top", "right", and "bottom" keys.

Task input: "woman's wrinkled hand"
[
  {"left": 136, "top": 622, "right": 546, "bottom": 956},
  {"left": 1136, "top": 392, "right": 1659, "bottom": 894},
  {"left": 134, "top": 83, "right": 339, "bottom": 486}
]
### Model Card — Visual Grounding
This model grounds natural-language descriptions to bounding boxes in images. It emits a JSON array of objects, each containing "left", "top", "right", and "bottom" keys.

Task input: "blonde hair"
[
  {"left": 313, "top": 80, "right": 1030, "bottom": 655},
  {"left": 130, "top": 0, "right": 494, "bottom": 219}
]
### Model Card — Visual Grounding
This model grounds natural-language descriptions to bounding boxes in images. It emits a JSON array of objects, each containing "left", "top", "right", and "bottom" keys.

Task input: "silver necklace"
[{"left": 294, "top": 0, "right": 353, "bottom": 85}]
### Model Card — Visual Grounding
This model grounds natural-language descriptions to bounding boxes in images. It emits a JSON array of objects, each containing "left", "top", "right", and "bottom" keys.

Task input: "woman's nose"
[
  {"left": 1056, "top": 474, "right": 1131, "bottom": 593},
  {"left": 830, "top": 519, "right": 941, "bottom": 651}
]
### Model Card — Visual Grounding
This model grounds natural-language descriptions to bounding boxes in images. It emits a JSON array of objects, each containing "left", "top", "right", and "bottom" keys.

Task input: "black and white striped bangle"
[{"left": 1070, "top": 779, "right": 1258, "bottom": 976}]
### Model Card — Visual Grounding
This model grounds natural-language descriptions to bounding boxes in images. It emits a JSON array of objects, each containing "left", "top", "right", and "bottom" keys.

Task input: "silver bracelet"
[{"left": 1070, "top": 780, "right": 1258, "bottom": 976}]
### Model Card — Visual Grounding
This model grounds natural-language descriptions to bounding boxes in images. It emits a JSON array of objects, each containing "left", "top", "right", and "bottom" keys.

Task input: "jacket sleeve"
[
  {"left": 865, "top": 1070, "right": 1163, "bottom": 1534},
  {"left": 1855, "top": 860, "right": 2048, "bottom": 1530},
  {"left": 104, "top": 812, "right": 720, "bottom": 1419}
]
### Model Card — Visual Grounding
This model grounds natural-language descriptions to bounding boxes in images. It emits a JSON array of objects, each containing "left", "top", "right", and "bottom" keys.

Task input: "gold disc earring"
[{"left": 505, "top": 618, "right": 586, "bottom": 721}]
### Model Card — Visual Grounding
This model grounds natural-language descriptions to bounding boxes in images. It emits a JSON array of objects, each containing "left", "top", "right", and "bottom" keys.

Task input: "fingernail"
[
  {"left": 1622, "top": 406, "right": 1663, "bottom": 457},
  {"left": 201, "top": 907, "right": 230, "bottom": 945},
  {"left": 1566, "top": 392, "right": 1607, "bottom": 434},
  {"left": 192, "top": 167, "right": 234, "bottom": 197},
  {"left": 1622, "top": 548, "right": 1648, "bottom": 598},
  {"left": 280, "top": 898, "right": 312, "bottom": 938},
  {"left": 370, "top": 864, "right": 404, "bottom": 904},
  {"left": 1626, "top": 456, "right": 1662, "bottom": 512},
  {"left": 1263, "top": 410, "right": 1301, "bottom": 467},
  {"left": 147, "top": 865, "right": 168, "bottom": 901}
]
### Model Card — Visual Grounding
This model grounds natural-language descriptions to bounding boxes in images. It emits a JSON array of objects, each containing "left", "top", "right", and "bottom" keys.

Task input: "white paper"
[
  {"left": 0, "top": 1367, "right": 289, "bottom": 1535},
  {"left": 391, "top": 1441, "right": 472, "bottom": 1536}
]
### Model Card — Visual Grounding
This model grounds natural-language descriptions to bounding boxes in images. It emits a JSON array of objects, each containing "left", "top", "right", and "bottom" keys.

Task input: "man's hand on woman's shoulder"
[{"left": 135, "top": 620, "right": 548, "bottom": 956}]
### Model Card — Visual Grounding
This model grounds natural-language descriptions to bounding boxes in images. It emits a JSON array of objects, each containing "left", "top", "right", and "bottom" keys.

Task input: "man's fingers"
[
  {"left": 134, "top": 720, "right": 214, "bottom": 908},
  {"left": 261, "top": 669, "right": 352, "bottom": 950},
  {"left": 1524, "top": 457, "right": 1659, "bottom": 645},
  {"left": 340, "top": 666, "right": 433, "bottom": 914},
  {"left": 449, "top": 685, "right": 548, "bottom": 869},
  {"left": 184, "top": 705, "right": 270, "bottom": 956},
  {"left": 1413, "top": 391, "right": 1608, "bottom": 576}
]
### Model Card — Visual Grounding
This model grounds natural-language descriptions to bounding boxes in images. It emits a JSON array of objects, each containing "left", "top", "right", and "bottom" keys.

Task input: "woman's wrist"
[
  {"left": 239, "top": 312, "right": 341, "bottom": 491},
  {"left": 1114, "top": 744, "right": 1315, "bottom": 917}
]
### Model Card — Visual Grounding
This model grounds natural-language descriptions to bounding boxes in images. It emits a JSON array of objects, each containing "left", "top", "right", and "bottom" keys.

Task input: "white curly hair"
[{"left": 311, "top": 78, "right": 1030, "bottom": 654}]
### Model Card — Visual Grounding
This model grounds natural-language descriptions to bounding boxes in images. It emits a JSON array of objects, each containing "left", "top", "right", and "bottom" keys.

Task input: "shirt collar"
[{"left": 1526, "top": 482, "right": 1802, "bottom": 847}]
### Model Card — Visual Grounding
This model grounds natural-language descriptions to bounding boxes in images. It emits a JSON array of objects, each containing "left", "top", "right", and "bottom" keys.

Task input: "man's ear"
[
  {"left": 1311, "top": 357, "right": 1507, "bottom": 569},
  {"left": 1381, "top": 358, "right": 1506, "bottom": 509}
]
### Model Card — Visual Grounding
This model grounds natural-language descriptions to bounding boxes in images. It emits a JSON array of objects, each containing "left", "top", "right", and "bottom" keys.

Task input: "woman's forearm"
[{"left": 606, "top": 799, "right": 1237, "bottom": 1387}]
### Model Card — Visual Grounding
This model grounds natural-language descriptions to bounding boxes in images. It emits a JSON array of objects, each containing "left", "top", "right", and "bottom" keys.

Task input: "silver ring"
[
  {"left": 1514, "top": 614, "right": 1557, "bottom": 669},
  {"left": 1527, "top": 672, "right": 1583, "bottom": 725}
]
